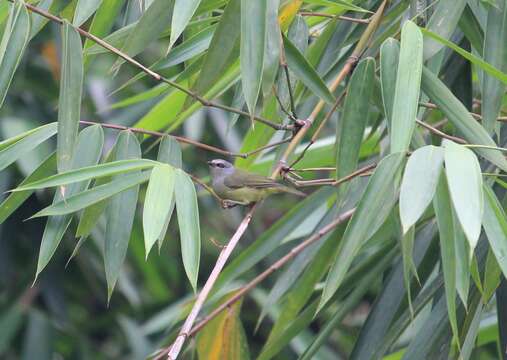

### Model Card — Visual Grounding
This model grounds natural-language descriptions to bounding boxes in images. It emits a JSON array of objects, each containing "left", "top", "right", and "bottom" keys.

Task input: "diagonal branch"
[{"left": 16, "top": 0, "right": 292, "bottom": 132}]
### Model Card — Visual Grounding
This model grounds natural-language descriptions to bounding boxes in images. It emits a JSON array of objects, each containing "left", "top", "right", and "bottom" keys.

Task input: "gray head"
[{"left": 207, "top": 159, "right": 235, "bottom": 178}]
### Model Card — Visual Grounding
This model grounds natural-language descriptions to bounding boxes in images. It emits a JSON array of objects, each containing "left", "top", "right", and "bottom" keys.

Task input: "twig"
[
  {"left": 273, "top": 0, "right": 388, "bottom": 178},
  {"left": 187, "top": 208, "right": 355, "bottom": 337},
  {"left": 420, "top": 102, "right": 507, "bottom": 122},
  {"left": 291, "top": 167, "right": 336, "bottom": 172},
  {"left": 299, "top": 11, "right": 371, "bottom": 24},
  {"left": 17, "top": 0, "right": 292, "bottom": 132},
  {"left": 279, "top": 32, "right": 298, "bottom": 119},
  {"left": 79, "top": 121, "right": 247, "bottom": 158},
  {"left": 79, "top": 121, "right": 290, "bottom": 159},
  {"left": 187, "top": 174, "right": 223, "bottom": 203},
  {"left": 415, "top": 119, "right": 466, "bottom": 144},
  {"left": 163, "top": 205, "right": 257, "bottom": 360}
]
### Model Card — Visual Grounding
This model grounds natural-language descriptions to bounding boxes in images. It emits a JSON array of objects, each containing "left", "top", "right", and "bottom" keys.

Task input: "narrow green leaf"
[
  {"left": 175, "top": 169, "right": 200, "bottom": 291},
  {"left": 57, "top": 22, "right": 83, "bottom": 173},
  {"left": 0, "top": 123, "right": 57, "bottom": 172},
  {"left": 443, "top": 140, "right": 484, "bottom": 255},
  {"left": 320, "top": 153, "right": 405, "bottom": 310},
  {"left": 33, "top": 172, "right": 150, "bottom": 218},
  {"left": 483, "top": 247, "right": 502, "bottom": 301},
  {"left": 192, "top": 0, "right": 240, "bottom": 98},
  {"left": 169, "top": 0, "right": 202, "bottom": 52},
  {"left": 261, "top": 0, "right": 280, "bottom": 96},
  {"left": 483, "top": 186, "right": 507, "bottom": 279},
  {"left": 283, "top": 36, "right": 335, "bottom": 104},
  {"left": 0, "top": 0, "right": 30, "bottom": 108},
  {"left": 240, "top": 0, "right": 267, "bottom": 117},
  {"left": 482, "top": 0, "right": 507, "bottom": 134},
  {"left": 73, "top": 0, "right": 102, "bottom": 26},
  {"left": 390, "top": 21, "right": 423, "bottom": 153},
  {"left": 155, "top": 136, "right": 182, "bottom": 249},
  {"left": 105, "top": 131, "right": 141, "bottom": 300},
  {"left": 143, "top": 165, "right": 175, "bottom": 257},
  {"left": 335, "top": 57, "right": 375, "bottom": 200},
  {"left": 83, "top": 0, "right": 126, "bottom": 51},
  {"left": 421, "top": 28, "right": 507, "bottom": 85},
  {"left": 399, "top": 145, "right": 444, "bottom": 233},
  {"left": 453, "top": 211, "right": 470, "bottom": 307},
  {"left": 112, "top": 0, "right": 174, "bottom": 71},
  {"left": 380, "top": 38, "right": 400, "bottom": 131},
  {"left": 433, "top": 173, "right": 459, "bottom": 344},
  {"left": 400, "top": 225, "right": 417, "bottom": 316},
  {"left": 14, "top": 159, "right": 156, "bottom": 191},
  {"left": 423, "top": 0, "right": 467, "bottom": 59},
  {"left": 421, "top": 66, "right": 507, "bottom": 172},
  {"left": 0, "top": 153, "right": 56, "bottom": 225},
  {"left": 35, "top": 125, "right": 103, "bottom": 280}
]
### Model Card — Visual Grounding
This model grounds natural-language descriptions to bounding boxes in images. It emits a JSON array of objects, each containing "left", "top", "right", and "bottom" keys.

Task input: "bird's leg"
[{"left": 221, "top": 200, "right": 240, "bottom": 209}]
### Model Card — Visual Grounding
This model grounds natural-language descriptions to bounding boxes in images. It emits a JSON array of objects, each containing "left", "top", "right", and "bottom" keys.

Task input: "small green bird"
[{"left": 208, "top": 159, "right": 306, "bottom": 207}]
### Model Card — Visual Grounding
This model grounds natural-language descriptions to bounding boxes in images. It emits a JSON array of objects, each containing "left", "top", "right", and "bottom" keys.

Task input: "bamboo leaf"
[
  {"left": 0, "top": 123, "right": 57, "bottom": 172},
  {"left": 0, "top": 153, "right": 56, "bottom": 225},
  {"left": 14, "top": 159, "right": 156, "bottom": 191},
  {"left": 380, "top": 38, "right": 400, "bottom": 131},
  {"left": 390, "top": 21, "right": 423, "bottom": 153},
  {"left": 175, "top": 169, "right": 201, "bottom": 291},
  {"left": 421, "top": 28, "right": 507, "bottom": 85},
  {"left": 335, "top": 57, "right": 375, "bottom": 200},
  {"left": 0, "top": 0, "right": 30, "bottom": 108},
  {"left": 112, "top": 0, "right": 174, "bottom": 71},
  {"left": 196, "top": 296, "right": 250, "bottom": 360},
  {"left": 319, "top": 153, "right": 405, "bottom": 310},
  {"left": 481, "top": 0, "right": 507, "bottom": 134},
  {"left": 453, "top": 211, "right": 470, "bottom": 307},
  {"left": 443, "top": 140, "right": 484, "bottom": 255},
  {"left": 192, "top": 0, "right": 240, "bottom": 98},
  {"left": 261, "top": 0, "right": 280, "bottom": 96},
  {"left": 240, "top": 0, "right": 267, "bottom": 118},
  {"left": 73, "top": 0, "right": 102, "bottom": 26},
  {"left": 143, "top": 165, "right": 175, "bottom": 257},
  {"left": 32, "top": 172, "right": 150, "bottom": 218},
  {"left": 35, "top": 125, "right": 103, "bottom": 280},
  {"left": 399, "top": 145, "right": 444, "bottom": 233},
  {"left": 105, "top": 131, "right": 142, "bottom": 300},
  {"left": 421, "top": 66, "right": 507, "bottom": 172},
  {"left": 483, "top": 185, "right": 507, "bottom": 279},
  {"left": 423, "top": 0, "right": 467, "bottom": 59},
  {"left": 433, "top": 173, "right": 459, "bottom": 345},
  {"left": 283, "top": 35, "right": 335, "bottom": 104},
  {"left": 57, "top": 22, "right": 83, "bottom": 173},
  {"left": 169, "top": 0, "right": 202, "bottom": 52},
  {"left": 83, "top": 0, "right": 126, "bottom": 51},
  {"left": 155, "top": 136, "right": 182, "bottom": 249}
]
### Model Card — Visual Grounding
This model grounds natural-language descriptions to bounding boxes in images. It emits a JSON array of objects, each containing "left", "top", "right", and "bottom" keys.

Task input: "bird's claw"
[{"left": 221, "top": 200, "right": 238, "bottom": 209}]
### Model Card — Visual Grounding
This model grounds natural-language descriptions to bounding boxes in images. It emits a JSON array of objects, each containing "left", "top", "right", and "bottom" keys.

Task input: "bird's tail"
[{"left": 279, "top": 186, "right": 306, "bottom": 197}]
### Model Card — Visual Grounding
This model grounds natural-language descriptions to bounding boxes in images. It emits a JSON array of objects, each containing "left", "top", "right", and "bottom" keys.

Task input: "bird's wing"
[{"left": 224, "top": 169, "right": 281, "bottom": 189}]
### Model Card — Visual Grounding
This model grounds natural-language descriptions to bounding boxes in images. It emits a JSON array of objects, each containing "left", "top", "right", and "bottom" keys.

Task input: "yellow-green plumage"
[{"left": 208, "top": 159, "right": 305, "bottom": 205}]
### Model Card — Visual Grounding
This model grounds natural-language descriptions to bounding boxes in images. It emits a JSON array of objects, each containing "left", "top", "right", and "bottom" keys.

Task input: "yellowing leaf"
[
  {"left": 196, "top": 296, "right": 250, "bottom": 360},
  {"left": 278, "top": 0, "right": 303, "bottom": 31}
]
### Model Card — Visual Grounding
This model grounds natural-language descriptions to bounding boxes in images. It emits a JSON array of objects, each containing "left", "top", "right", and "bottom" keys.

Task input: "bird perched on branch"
[{"left": 208, "top": 159, "right": 305, "bottom": 207}]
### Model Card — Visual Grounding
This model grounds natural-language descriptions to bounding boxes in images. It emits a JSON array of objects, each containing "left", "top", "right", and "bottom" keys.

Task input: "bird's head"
[{"left": 207, "top": 159, "right": 235, "bottom": 178}]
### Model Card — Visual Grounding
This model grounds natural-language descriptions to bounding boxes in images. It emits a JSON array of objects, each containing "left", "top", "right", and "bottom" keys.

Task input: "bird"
[{"left": 207, "top": 159, "right": 306, "bottom": 207}]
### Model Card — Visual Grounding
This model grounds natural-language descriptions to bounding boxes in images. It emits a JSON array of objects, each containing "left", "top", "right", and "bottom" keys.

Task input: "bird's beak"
[{"left": 207, "top": 161, "right": 213, "bottom": 166}]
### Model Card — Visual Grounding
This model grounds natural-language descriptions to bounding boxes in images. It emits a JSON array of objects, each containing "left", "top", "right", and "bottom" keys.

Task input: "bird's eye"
[{"left": 217, "top": 163, "right": 224, "bottom": 168}]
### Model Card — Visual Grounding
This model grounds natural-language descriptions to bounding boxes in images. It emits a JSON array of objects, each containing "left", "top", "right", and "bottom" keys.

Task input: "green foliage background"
[{"left": 0, "top": 0, "right": 507, "bottom": 359}]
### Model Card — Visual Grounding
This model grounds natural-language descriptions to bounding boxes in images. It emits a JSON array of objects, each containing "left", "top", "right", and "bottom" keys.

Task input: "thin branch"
[
  {"left": 292, "top": 167, "right": 336, "bottom": 172},
  {"left": 187, "top": 174, "right": 223, "bottom": 203},
  {"left": 279, "top": 32, "right": 298, "bottom": 119},
  {"left": 163, "top": 205, "right": 257, "bottom": 360},
  {"left": 273, "top": 85, "right": 296, "bottom": 121},
  {"left": 187, "top": 208, "right": 355, "bottom": 337},
  {"left": 80, "top": 121, "right": 290, "bottom": 159},
  {"left": 79, "top": 121, "right": 248, "bottom": 158},
  {"left": 272, "top": 0, "right": 388, "bottom": 178},
  {"left": 415, "top": 119, "right": 466, "bottom": 144},
  {"left": 299, "top": 11, "right": 371, "bottom": 24},
  {"left": 18, "top": 0, "right": 292, "bottom": 132},
  {"left": 420, "top": 102, "right": 507, "bottom": 122}
]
